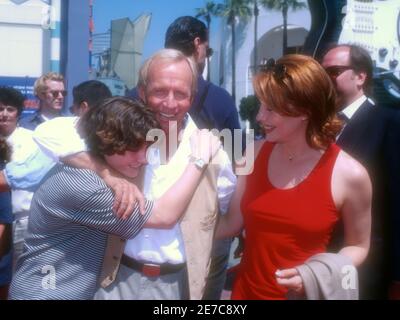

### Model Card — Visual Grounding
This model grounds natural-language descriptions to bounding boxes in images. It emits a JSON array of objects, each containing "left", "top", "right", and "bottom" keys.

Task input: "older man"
[{"left": 34, "top": 49, "right": 236, "bottom": 300}]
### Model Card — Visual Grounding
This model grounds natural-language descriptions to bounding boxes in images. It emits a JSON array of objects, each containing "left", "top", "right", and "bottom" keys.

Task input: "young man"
[{"left": 19, "top": 72, "right": 66, "bottom": 130}]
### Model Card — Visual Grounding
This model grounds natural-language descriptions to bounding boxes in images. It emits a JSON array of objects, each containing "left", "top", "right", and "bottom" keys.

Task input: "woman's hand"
[
  {"left": 275, "top": 268, "right": 305, "bottom": 295},
  {"left": 190, "top": 129, "right": 221, "bottom": 164}
]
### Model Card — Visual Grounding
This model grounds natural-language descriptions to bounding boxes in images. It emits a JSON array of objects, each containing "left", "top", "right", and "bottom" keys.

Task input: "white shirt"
[
  {"left": 124, "top": 117, "right": 237, "bottom": 264},
  {"left": 33, "top": 116, "right": 87, "bottom": 160},
  {"left": 6, "top": 127, "right": 37, "bottom": 215},
  {"left": 341, "top": 95, "right": 370, "bottom": 121},
  {"left": 337, "top": 95, "right": 375, "bottom": 140},
  {"left": 32, "top": 115, "right": 237, "bottom": 264}
]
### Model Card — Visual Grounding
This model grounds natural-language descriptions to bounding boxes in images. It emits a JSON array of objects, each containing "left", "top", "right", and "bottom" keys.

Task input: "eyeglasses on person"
[
  {"left": 324, "top": 65, "right": 354, "bottom": 79},
  {"left": 46, "top": 90, "right": 68, "bottom": 99}
]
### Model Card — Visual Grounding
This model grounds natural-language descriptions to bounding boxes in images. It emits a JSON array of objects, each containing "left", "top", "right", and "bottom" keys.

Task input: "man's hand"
[
  {"left": 275, "top": 268, "right": 305, "bottom": 296},
  {"left": 61, "top": 152, "right": 145, "bottom": 219},
  {"left": 103, "top": 174, "right": 145, "bottom": 219}
]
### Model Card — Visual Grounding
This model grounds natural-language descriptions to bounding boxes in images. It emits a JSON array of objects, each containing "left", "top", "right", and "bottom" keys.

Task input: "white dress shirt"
[
  {"left": 337, "top": 95, "right": 374, "bottom": 139},
  {"left": 33, "top": 116, "right": 87, "bottom": 160},
  {"left": 123, "top": 116, "right": 237, "bottom": 264}
]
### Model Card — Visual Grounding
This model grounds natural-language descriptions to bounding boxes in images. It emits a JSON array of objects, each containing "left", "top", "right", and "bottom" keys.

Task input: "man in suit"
[{"left": 322, "top": 44, "right": 400, "bottom": 299}]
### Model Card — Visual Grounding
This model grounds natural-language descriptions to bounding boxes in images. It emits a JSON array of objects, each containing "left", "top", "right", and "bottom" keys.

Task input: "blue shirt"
[
  {"left": 4, "top": 144, "right": 56, "bottom": 191},
  {"left": 0, "top": 191, "right": 12, "bottom": 286},
  {"left": 18, "top": 112, "right": 46, "bottom": 131}
]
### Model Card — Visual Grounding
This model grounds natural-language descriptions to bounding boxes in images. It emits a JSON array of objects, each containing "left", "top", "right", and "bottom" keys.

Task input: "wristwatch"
[{"left": 189, "top": 155, "right": 207, "bottom": 170}]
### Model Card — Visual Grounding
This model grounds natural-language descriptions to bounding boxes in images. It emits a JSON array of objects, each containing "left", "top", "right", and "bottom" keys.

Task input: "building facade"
[{"left": 0, "top": 0, "right": 90, "bottom": 113}]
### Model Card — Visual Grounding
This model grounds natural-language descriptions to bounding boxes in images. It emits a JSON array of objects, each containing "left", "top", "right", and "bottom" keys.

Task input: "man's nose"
[
  {"left": 164, "top": 92, "right": 178, "bottom": 109},
  {"left": 0, "top": 109, "right": 8, "bottom": 117}
]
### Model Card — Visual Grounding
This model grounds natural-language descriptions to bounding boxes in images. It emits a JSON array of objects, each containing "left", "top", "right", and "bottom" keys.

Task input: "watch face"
[{"left": 195, "top": 158, "right": 206, "bottom": 169}]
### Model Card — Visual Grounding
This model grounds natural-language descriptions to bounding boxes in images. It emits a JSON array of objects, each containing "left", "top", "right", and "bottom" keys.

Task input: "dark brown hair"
[
  {"left": 0, "top": 137, "right": 11, "bottom": 167},
  {"left": 78, "top": 97, "right": 160, "bottom": 157},
  {"left": 254, "top": 54, "right": 342, "bottom": 149}
]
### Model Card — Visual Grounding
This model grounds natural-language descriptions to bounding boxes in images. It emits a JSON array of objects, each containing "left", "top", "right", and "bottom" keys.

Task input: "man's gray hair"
[{"left": 138, "top": 48, "right": 198, "bottom": 97}]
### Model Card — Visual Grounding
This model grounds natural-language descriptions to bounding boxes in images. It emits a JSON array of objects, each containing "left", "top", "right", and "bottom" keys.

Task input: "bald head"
[{"left": 322, "top": 45, "right": 372, "bottom": 109}]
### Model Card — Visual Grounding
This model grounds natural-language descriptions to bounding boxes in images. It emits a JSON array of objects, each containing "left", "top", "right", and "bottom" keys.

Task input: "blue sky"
[{"left": 93, "top": 0, "right": 224, "bottom": 60}]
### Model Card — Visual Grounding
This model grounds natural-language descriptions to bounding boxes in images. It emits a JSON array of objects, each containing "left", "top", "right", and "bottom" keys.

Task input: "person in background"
[
  {"left": 0, "top": 137, "right": 12, "bottom": 299},
  {"left": 33, "top": 80, "right": 112, "bottom": 162},
  {"left": 19, "top": 72, "right": 66, "bottom": 130},
  {"left": 322, "top": 44, "right": 400, "bottom": 299},
  {"left": 0, "top": 87, "right": 47, "bottom": 268}
]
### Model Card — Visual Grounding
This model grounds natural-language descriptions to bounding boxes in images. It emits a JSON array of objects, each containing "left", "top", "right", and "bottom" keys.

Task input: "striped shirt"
[{"left": 9, "top": 164, "right": 153, "bottom": 300}]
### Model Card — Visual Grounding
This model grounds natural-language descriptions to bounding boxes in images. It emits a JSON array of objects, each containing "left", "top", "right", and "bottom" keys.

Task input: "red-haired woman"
[{"left": 217, "top": 54, "right": 372, "bottom": 300}]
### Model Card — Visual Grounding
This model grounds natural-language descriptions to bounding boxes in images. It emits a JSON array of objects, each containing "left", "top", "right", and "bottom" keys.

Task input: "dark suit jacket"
[
  {"left": 18, "top": 112, "right": 46, "bottom": 131},
  {"left": 334, "top": 99, "right": 400, "bottom": 298}
]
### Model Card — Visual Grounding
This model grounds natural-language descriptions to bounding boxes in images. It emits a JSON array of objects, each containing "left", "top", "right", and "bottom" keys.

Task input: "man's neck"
[
  {"left": 342, "top": 91, "right": 365, "bottom": 110},
  {"left": 40, "top": 108, "right": 60, "bottom": 120}
]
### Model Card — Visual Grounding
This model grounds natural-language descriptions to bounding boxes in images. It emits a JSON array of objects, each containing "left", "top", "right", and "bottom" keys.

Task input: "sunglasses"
[
  {"left": 324, "top": 65, "right": 354, "bottom": 79},
  {"left": 258, "top": 58, "right": 288, "bottom": 80},
  {"left": 47, "top": 90, "right": 67, "bottom": 98},
  {"left": 206, "top": 47, "right": 214, "bottom": 58}
]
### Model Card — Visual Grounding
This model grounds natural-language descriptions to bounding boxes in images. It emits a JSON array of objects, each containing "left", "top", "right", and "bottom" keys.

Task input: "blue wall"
[{"left": 62, "top": 0, "right": 90, "bottom": 113}]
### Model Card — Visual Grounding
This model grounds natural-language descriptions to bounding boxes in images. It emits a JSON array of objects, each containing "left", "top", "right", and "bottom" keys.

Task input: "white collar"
[{"left": 341, "top": 95, "right": 369, "bottom": 120}]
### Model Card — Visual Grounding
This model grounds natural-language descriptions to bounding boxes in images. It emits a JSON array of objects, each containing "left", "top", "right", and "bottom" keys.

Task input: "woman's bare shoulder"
[{"left": 335, "top": 150, "right": 371, "bottom": 187}]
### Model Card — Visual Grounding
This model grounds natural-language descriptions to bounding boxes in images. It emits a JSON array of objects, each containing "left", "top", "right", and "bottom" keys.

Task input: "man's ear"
[
  {"left": 193, "top": 37, "right": 201, "bottom": 57},
  {"left": 37, "top": 92, "right": 46, "bottom": 100},
  {"left": 355, "top": 71, "right": 367, "bottom": 88},
  {"left": 79, "top": 101, "right": 89, "bottom": 115},
  {"left": 138, "top": 86, "right": 146, "bottom": 103}
]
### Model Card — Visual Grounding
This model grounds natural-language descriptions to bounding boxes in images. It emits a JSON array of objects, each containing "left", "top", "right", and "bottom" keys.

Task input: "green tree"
[
  {"left": 239, "top": 95, "right": 263, "bottom": 138},
  {"left": 260, "top": 0, "right": 307, "bottom": 55},
  {"left": 218, "top": 0, "right": 252, "bottom": 103},
  {"left": 195, "top": 1, "right": 221, "bottom": 80}
]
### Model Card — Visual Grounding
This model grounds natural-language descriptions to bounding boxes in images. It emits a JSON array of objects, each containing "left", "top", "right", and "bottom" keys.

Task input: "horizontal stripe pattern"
[{"left": 9, "top": 164, "right": 153, "bottom": 300}]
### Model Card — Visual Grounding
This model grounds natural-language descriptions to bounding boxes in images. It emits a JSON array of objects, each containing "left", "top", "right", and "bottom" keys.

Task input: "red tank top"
[{"left": 232, "top": 142, "right": 340, "bottom": 300}]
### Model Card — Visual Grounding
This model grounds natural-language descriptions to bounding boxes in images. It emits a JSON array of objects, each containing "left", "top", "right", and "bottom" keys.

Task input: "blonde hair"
[
  {"left": 138, "top": 48, "right": 198, "bottom": 97},
  {"left": 34, "top": 72, "right": 64, "bottom": 96},
  {"left": 254, "top": 54, "right": 342, "bottom": 149}
]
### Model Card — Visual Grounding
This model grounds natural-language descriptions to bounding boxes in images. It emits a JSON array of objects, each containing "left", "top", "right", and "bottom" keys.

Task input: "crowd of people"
[{"left": 0, "top": 15, "right": 400, "bottom": 300}]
